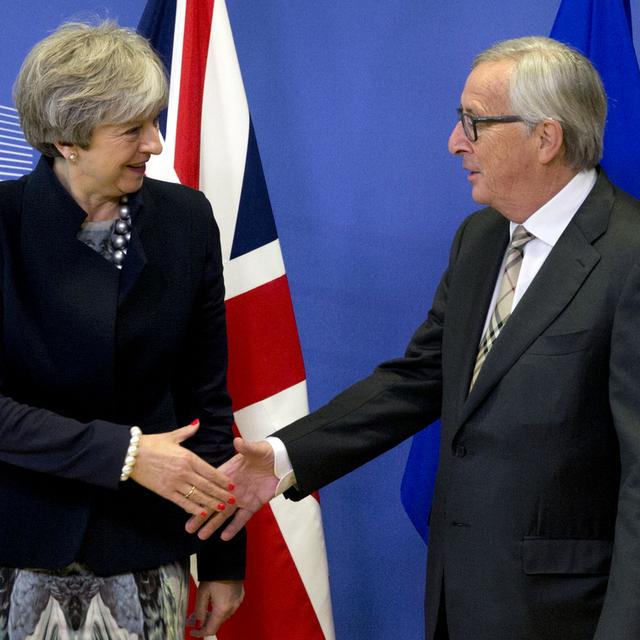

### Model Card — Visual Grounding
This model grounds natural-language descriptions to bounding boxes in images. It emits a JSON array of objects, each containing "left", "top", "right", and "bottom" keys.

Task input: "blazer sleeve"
[
  {"left": 170, "top": 195, "right": 235, "bottom": 466},
  {"left": 168, "top": 194, "right": 246, "bottom": 580},
  {"left": 273, "top": 216, "right": 471, "bottom": 499},
  {"left": 594, "top": 254, "right": 640, "bottom": 638}
]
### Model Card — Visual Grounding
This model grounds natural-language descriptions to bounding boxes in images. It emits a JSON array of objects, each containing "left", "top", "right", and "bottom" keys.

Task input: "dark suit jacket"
[
  {"left": 0, "top": 157, "right": 244, "bottom": 580},
  {"left": 275, "top": 170, "right": 640, "bottom": 639}
]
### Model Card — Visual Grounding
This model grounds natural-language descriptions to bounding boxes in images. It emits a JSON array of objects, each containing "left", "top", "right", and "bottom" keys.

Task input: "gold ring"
[{"left": 184, "top": 485, "right": 196, "bottom": 500}]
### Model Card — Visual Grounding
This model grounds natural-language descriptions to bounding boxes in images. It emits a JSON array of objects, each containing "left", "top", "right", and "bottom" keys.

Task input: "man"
[{"left": 191, "top": 37, "right": 640, "bottom": 639}]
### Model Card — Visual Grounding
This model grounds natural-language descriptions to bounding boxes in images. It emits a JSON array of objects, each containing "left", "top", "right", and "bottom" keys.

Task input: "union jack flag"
[{"left": 138, "top": 1, "right": 335, "bottom": 638}]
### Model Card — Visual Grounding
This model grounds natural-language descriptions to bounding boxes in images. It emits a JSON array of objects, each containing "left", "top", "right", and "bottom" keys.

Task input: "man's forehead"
[{"left": 461, "top": 60, "right": 514, "bottom": 113}]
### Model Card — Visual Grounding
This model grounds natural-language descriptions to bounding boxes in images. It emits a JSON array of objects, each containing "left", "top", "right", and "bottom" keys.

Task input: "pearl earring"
[{"left": 69, "top": 152, "right": 77, "bottom": 162}]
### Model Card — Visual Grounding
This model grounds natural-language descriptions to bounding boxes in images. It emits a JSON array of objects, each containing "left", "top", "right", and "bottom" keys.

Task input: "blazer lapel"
[
  {"left": 459, "top": 171, "right": 613, "bottom": 426},
  {"left": 117, "top": 183, "right": 167, "bottom": 318}
]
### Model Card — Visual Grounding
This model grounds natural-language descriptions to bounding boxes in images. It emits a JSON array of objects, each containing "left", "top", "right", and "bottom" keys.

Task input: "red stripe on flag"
[
  {"left": 174, "top": 0, "right": 214, "bottom": 189},
  {"left": 217, "top": 505, "right": 325, "bottom": 640},
  {"left": 226, "top": 275, "right": 306, "bottom": 411}
]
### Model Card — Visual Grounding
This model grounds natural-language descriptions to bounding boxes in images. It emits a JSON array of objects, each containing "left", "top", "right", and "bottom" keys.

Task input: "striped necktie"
[{"left": 470, "top": 225, "right": 534, "bottom": 389}]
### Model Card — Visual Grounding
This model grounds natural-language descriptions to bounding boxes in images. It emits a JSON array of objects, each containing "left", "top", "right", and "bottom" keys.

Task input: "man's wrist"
[{"left": 264, "top": 436, "right": 297, "bottom": 495}]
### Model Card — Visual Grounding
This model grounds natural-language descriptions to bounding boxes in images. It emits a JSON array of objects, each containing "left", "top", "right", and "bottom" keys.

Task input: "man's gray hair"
[
  {"left": 475, "top": 36, "right": 606, "bottom": 170},
  {"left": 14, "top": 20, "right": 168, "bottom": 157}
]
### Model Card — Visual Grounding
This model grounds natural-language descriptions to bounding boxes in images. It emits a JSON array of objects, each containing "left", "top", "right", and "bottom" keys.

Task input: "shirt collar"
[{"left": 510, "top": 168, "right": 597, "bottom": 247}]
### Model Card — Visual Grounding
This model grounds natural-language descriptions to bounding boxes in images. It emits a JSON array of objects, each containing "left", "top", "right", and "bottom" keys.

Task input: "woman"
[{"left": 0, "top": 21, "right": 244, "bottom": 639}]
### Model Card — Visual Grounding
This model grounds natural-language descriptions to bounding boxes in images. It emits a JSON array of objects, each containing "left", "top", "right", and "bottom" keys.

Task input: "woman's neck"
[{"left": 52, "top": 157, "right": 121, "bottom": 222}]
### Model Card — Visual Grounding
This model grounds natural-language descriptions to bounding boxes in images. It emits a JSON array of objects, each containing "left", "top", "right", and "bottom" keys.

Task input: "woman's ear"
[{"left": 53, "top": 141, "right": 77, "bottom": 161}]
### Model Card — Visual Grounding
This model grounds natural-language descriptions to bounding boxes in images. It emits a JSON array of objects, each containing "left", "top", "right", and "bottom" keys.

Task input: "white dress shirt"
[
  {"left": 481, "top": 168, "right": 597, "bottom": 335},
  {"left": 269, "top": 168, "right": 598, "bottom": 495}
]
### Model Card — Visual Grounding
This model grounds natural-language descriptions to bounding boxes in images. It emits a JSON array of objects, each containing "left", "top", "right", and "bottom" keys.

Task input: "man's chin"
[{"left": 470, "top": 185, "right": 490, "bottom": 206}]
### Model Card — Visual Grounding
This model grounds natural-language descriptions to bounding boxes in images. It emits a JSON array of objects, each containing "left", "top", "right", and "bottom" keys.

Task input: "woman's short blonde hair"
[{"left": 14, "top": 20, "right": 168, "bottom": 157}]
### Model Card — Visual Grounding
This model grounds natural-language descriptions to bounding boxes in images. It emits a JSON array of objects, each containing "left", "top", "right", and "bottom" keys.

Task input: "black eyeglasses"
[{"left": 457, "top": 107, "right": 525, "bottom": 142}]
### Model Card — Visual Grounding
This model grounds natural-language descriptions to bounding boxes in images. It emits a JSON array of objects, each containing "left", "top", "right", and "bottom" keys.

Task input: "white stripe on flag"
[
  {"left": 233, "top": 381, "right": 309, "bottom": 437},
  {"left": 271, "top": 496, "right": 335, "bottom": 640},
  {"left": 200, "top": 0, "right": 249, "bottom": 263},
  {"left": 223, "top": 239, "right": 286, "bottom": 300},
  {"left": 162, "top": 0, "right": 186, "bottom": 172}
]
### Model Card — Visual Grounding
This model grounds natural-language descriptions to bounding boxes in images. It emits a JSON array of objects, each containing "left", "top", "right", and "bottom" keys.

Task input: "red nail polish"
[
  {"left": 208, "top": 602, "right": 213, "bottom": 612},
  {"left": 217, "top": 503, "right": 226, "bottom": 511},
  {"left": 195, "top": 619, "right": 202, "bottom": 629},
  {"left": 228, "top": 496, "right": 236, "bottom": 505},
  {"left": 190, "top": 419, "right": 199, "bottom": 426},
  {"left": 201, "top": 511, "right": 207, "bottom": 517},
  {"left": 228, "top": 483, "right": 235, "bottom": 491}
]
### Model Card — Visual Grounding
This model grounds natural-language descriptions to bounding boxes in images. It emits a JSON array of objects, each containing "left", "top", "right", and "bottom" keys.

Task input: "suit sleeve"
[
  {"left": 274, "top": 217, "right": 470, "bottom": 500},
  {"left": 594, "top": 255, "right": 640, "bottom": 638}
]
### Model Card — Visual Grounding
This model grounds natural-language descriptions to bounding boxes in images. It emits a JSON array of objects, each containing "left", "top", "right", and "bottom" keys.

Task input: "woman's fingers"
[
  {"left": 185, "top": 503, "right": 235, "bottom": 537},
  {"left": 130, "top": 422, "right": 236, "bottom": 514},
  {"left": 175, "top": 483, "right": 235, "bottom": 519},
  {"left": 169, "top": 418, "right": 201, "bottom": 444},
  {"left": 172, "top": 484, "right": 229, "bottom": 520}
]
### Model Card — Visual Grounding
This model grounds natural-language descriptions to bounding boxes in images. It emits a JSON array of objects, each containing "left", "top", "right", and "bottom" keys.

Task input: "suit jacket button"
[{"left": 454, "top": 445, "right": 467, "bottom": 457}]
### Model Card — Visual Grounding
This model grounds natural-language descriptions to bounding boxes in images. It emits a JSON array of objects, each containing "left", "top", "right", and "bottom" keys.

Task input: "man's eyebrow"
[{"left": 458, "top": 105, "right": 478, "bottom": 116}]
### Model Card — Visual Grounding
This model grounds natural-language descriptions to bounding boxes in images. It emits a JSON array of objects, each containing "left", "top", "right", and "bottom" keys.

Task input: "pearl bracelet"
[{"left": 120, "top": 426, "right": 142, "bottom": 482}]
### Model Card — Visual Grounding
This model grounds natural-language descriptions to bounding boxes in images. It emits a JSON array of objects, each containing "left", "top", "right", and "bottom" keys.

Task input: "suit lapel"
[
  {"left": 458, "top": 171, "right": 613, "bottom": 426},
  {"left": 443, "top": 210, "right": 509, "bottom": 421}
]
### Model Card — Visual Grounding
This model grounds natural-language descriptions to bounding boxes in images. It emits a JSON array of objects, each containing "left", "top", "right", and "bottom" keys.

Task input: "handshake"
[
  {"left": 184, "top": 438, "right": 279, "bottom": 541},
  {"left": 129, "top": 421, "right": 280, "bottom": 540}
]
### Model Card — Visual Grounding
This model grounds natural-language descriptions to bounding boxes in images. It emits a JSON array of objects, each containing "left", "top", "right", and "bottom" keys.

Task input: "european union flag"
[
  {"left": 551, "top": 0, "right": 640, "bottom": 198},
  {"left": 401, "top": 421, "right": 440, "bottom": 542}
]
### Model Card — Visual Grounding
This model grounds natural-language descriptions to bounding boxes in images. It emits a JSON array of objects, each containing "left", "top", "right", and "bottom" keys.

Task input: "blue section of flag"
[
  {"left": 551, "top": 0, "right": 640, "bottom": 198},
  {"left": 137, "top": 0, "right": 176, "bottom": 140},
  {"left": 400, "top": 421, "right": 440, "bottom": 543},
  {"left": 230, "top": 119, "right": 279, "bottom": 259}
]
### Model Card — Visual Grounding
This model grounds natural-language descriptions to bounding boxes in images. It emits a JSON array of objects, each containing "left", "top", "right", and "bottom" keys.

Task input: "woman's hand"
[
  {"left": 130, "top": 420, "right": 236, "bottom": 519},
  {"left": 188, "top": 580, "right": 244, "bottom": 637}
]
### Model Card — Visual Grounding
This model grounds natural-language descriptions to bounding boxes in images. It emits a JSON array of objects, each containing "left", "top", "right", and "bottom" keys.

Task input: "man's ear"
[{"left": 537, "top": 119, "right": 564, "bottom": 165}]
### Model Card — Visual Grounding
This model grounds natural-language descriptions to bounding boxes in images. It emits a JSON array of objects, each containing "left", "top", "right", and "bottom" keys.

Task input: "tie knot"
[{"left": 510, "top": 225, "right": 535, "bottom": 251}]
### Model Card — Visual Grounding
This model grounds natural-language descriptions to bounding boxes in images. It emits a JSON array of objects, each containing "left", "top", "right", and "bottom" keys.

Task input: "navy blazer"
[
  {"left": 275, "top": 171, "right": 640, "bottom": 640},
  {"left": 0, "top": 157, "right": 244, "bottom": 580}
]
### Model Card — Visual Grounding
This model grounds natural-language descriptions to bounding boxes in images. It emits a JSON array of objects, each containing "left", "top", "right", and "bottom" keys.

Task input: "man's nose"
[{"left": 448, "top": 120, "right": 472, "bottom": 155}]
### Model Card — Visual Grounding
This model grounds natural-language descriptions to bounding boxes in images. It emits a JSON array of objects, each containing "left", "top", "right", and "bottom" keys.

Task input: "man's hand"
[{"left": 185, "top": 437, "right": 279, "bottom": 540}]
